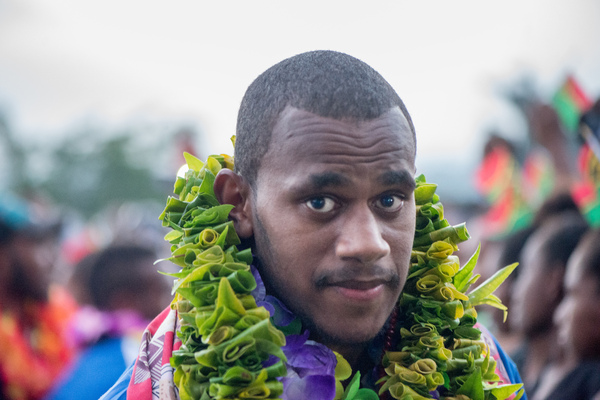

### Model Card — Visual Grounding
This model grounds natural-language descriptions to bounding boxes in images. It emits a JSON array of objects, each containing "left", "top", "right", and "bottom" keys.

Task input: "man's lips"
[
  {"left": 328, "top": 279, "right": 388, "bottom": 301},
  {"left": 332, "top": 279, "right": 388, "bottom": 290}
]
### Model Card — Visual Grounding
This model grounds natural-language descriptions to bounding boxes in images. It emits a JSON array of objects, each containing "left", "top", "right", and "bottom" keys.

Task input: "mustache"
[{"left": 314, "top": 265, "right": 400, "bottom": 288}]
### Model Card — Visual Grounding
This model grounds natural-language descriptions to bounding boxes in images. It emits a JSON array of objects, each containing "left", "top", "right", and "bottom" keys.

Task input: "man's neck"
[
  {"left": 330, "top": 343, "right": 367, "bottom": 369},
  {"left": 310, "top": 334, "right": 374, "bottom": 376}
]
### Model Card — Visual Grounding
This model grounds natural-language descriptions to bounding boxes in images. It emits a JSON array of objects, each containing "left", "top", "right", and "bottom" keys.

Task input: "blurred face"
[
  {"left": 250, "top": 106, "right": 416, "bottom": 348},
  {"left": 8, "top": 235, "right": 51, "bottom": 302},
  {"left": 511, "top": 231, "right": 561, "bottom": 336},
  {"left": 554, "top": 245, "right": 600, "bottom": 360}
]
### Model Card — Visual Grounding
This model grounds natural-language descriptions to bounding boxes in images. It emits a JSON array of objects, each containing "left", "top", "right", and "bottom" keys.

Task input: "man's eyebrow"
[
  {"left": 378, "top": 170, "right": 416, "bottom": 190},
  {"left": 309, "top": 172, "right": 351, "bottom": 189}
]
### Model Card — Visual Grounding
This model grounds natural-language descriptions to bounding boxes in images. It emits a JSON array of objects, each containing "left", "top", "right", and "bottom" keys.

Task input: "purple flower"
[
  {"left": 250, "top": 265, "right": 266, "bottom": 302},
  {"left": 283, "top": 332, "right": 336, "bottom": 378},
  {"left": 282, "top": 373, "right": 336, "bottom": 400},
  {"left": 279, "top": 330, "right": 337, "bottom": 400},
  {"left": 251, "top": 266, "right": 296, "bottom": 327},
  {"left": 259, "top": 295, "right": 296, "bottom": 327}
]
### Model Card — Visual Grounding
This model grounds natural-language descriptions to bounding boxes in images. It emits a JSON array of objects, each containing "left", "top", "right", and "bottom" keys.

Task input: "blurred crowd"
[
  {"left": 0, "top": 193, "right": 176, "bottom": 400},
  {"left": 1, "top": 76, "right": 600, "bottom": 400},
  {"left": 469, "top": 77, "right": 600, "bottom": 399}
]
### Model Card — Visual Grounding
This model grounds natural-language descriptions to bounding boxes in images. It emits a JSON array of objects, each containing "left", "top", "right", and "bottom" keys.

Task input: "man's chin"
[{"left": 305, "top": 318, "right": 384, "bottom": 349}]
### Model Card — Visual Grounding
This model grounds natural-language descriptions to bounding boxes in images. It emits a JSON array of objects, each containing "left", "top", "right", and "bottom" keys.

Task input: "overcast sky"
[{"left": 1, "top": 0, "right": 600, "bottom": 197}]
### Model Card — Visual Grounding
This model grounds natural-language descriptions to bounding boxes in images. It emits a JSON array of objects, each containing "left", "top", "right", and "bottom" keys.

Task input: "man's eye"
[
  {"left": 375, "top": 195, "right": 404, "bottom": 212},
  {"left": 306, "top": 197, "right": 336, "bottom": 213}
]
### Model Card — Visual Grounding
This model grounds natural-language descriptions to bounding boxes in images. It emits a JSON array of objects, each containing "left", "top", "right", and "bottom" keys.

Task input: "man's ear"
[{"left": 213, "top": 169, "right": 254, "bottom": 239}]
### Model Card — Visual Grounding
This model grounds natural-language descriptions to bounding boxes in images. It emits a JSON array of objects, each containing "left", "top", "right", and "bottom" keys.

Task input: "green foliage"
[
  {"left": 41, "top": 135, "right": 166, "bottom": 217},
  {"left": 382, "top": 174, "right": 522, "bottom": 400},
  {"left": 0, "top": 116, "right": 187, "bottom": 218}
]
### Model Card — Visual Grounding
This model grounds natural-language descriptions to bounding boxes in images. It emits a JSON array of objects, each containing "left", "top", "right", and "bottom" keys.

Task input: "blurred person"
[
  {"left": 472, "top": 101, "right": 580, "bottom": 254},
  {"left": 525, "top": 103, "right": 577, "bottom": 193},
  {"left": 477, "top": 226, "right": 535, "bottom": 354},
  {"left": 509, "top": 211, "right": 588, "bottom": 396},
  {"left": 572, "top": 97, "right": 600, "bottom": 225},
  {"left": 477, "top": 191, "right": 581, "bottom": 354},
  {"left": 530, "top": 227, "right": 600, "bottom": 400},
  {"left": 46, "top": 244, "right": 173, "bottom": 400},
  {"left": 0, "top": 195, "right": 76, "bottom": 400}
]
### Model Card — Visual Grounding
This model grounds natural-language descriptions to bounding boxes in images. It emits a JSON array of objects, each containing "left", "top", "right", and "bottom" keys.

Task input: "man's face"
[
  {"left": 510, "top": 231, "right": 559, "bottom": 336},
  {"left": 554, "top": 246, "right": 600, "bottom": 360},
  {"left": 249, "top": 106, "right": 416, "bottom": 347},
  {"left": 7, "top": 235, "right": 51, "bottom": 302}
]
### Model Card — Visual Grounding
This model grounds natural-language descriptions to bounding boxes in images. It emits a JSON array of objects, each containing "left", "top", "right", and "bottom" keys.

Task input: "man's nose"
[
  {"left": 335, "top": 205, "right": 390, "bottom": 264},
  {"left": 553, "top": 299, "right": 567, "bottom": 327}
]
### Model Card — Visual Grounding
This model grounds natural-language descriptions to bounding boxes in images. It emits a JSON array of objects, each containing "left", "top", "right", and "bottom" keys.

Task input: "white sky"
[{"left": 1, "top": 0, "right": 600, "bottom": 198}]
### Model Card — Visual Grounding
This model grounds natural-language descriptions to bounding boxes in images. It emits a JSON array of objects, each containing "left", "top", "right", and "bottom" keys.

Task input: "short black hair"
[
  {"left": 73, "top": 245, "right": 157, "bottom": 310},
  {"left": 532, "top": 191, "right": 580, "bottom": 228},
  {"left": 235, "top": 50, "right": 416, "bottom": 186},
  {"left": 537, "top": 212, "right": 589, "bottom": 270}
]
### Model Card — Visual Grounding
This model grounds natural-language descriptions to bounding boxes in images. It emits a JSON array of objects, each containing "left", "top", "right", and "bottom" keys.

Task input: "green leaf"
[
  {"left": 206, "top": 155, "right": 224, "bottom": 176},
  {"left": 477, "top": 298, "right": 507, "bottom": 311},
  {"left": 456, "top": 367, "right": 484, "bottom": 400},
  {"left": 352, "top": 388, "right": 380, "bottom": 400},
  {"left": 198, "top": 169, "right": 216, "bottom": 198},
  {"left": 468, "top": 262, "right": 518, "bottom": 306},
  {"left": 454, "top": 243, "right": 480, "bottom": 292},
  {"left": 184, "top": 152, "right": 205, "bottom": 171},
  {"left": 164, "top": 230, "right": 184, "bottom": 242},
  {"left": 414, "top": 182, "right": 438, "bottom": 204},
  {"left": 342, "top": 372, "right": 361, "bottom": 400},
  {"left": 487, "top": 383, "right": 524, "bottom": 400}
]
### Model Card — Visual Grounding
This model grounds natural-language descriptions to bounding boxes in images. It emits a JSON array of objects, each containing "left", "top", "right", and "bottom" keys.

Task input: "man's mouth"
[
  {"left": 330, "top": 280, "right": 387, "bottom": 301},
  {"left": 335, "top": 279, "right": 386, "bottom": 290}
]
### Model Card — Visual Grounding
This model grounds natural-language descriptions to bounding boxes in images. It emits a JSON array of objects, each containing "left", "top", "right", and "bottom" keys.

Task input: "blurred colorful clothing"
[
  {"left": 0, "top": 287, "right": 76, "bottom": 400},
  {"left": 45, "top": 307, "right": 149, "bottom": 400}
]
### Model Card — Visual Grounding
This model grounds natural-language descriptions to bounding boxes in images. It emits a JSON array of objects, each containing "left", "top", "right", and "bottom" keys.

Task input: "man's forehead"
[
  {"left": 266, "top": 106, "right": 415, "bottom": 155},
  {"left": 271, "top": 105, "right": 411, "bottom": 136}
]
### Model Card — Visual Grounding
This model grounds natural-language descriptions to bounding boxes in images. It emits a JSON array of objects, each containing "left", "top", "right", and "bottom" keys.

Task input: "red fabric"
[{"left": 126, "top": 307, "right": 181, "bottom": 400}]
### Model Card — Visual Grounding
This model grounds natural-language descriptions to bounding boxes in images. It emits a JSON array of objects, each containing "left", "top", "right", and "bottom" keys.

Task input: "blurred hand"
[{"left": 526, "top": 103, "right": 566, "bottom": 150}]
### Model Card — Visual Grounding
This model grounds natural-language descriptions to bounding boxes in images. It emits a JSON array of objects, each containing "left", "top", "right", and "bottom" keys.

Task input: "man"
[
  {"left": 510, "top": 211, "right": 588, "bottom": 395},
  {"left": 102, "top": 50, "right": 521, "bottom": 399},
  {"left": 222, "top": 50, "right": 417, "bottom": 369},
  {"left": 531, "top": 227, "right": 600, "bottom": 399}
]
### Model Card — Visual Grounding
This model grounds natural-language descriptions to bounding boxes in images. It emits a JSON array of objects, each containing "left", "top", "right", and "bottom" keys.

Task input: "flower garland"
[{"left": 158, "top": 149, "right": 524, "bottom": 400}]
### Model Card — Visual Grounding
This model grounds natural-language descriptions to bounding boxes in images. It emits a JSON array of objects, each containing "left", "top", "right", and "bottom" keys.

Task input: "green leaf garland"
[
  {"left": 380, "top": 174, "right": 524, "bottom": 400},
  {"left": 158, "top": 150, "right": 524, "bottom": 400}
]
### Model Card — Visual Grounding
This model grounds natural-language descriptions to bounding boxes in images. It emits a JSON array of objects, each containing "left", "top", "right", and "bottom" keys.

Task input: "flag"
[{"left": 552, "top": 75, "right": 593, "bottom": 134}]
